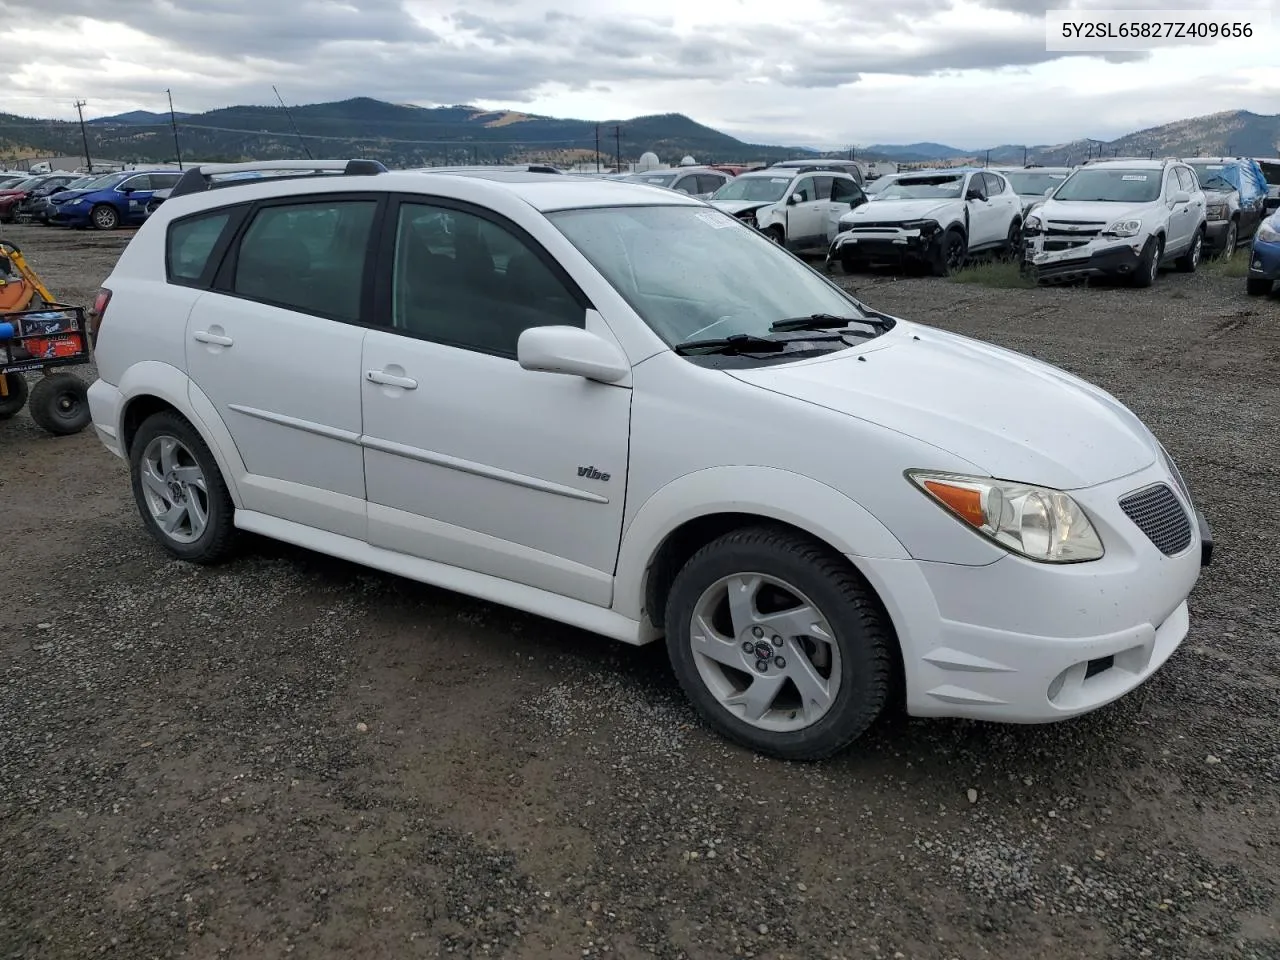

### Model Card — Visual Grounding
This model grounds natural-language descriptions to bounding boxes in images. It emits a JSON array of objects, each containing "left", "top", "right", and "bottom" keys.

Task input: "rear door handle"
[
  {"left": 193, "top": 331, "right": 233, "bottom": 346},
  {"left": 366, "top": 369, "right": 418, "bottom": 390}
]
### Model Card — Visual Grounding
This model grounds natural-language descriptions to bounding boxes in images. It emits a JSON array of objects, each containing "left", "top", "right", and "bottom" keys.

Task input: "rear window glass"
[{"left": 167, "top": 211, "right": 231, "bottom": 283}]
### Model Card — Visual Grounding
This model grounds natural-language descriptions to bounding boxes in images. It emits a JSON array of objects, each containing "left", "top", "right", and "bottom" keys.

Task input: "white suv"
[
  {"left": 829, "top": 169, "right": 1024, "bottom": 275},
  {"left": 1024, "top": 159, "right": 1207, "bottom": 286},
  {"left": 87, "top": 159, "right": 1212, "bottom": 761},
  {"left": 709, "top": 167, "right": 867, "bottom": 253}
]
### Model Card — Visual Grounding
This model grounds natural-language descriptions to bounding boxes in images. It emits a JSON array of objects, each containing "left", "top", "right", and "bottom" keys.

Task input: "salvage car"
[
  {"left": 990, "top": 165, "right": 1073, "bottom": 216},
  {"left": 48, "top": 169, "right": 184, "bottom": 230},
  {"left": 1182, "top": 157, "right": 1269, "bottom": 258},
  {"left": 1256, "top": 158, "right": 1280, "bottom": 213},
  {"left": 829, "top": 169, "right": 1024, "bottom": 275},
  {"left": 621, "top": 167, "right": 732, "bottom": 199},
  {"left": 1023, "top": 159, "right": 1207, "bottom": 286},
  {"left": 1246, "top": 207, "right": 1280, "bottom": 296},
  {"left": 709, "top": 167, "right": 867, "bottom": 253},
  {"left": 14, "top": 173, "right": 87, "bottom": 224},
  {"left": 0, "top": 174, "right": 61, "bottom": 223},
  {"left": 85, "top": 158, "right": 1212, "bottom": 761}
]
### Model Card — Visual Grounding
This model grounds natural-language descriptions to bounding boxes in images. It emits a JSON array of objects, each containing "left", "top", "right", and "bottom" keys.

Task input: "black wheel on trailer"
[
  {"left": 28, "top": 372, "right": 91, "bottom": 435},
  {"left": 0, "top": 372, "right": 29, "bottom": 420}
]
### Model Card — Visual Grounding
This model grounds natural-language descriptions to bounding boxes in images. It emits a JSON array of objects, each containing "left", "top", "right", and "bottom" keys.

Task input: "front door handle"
[
  {"left": 366, "top": 369, "right": 418, "bottom": 390},
  {"left": 193, "top": 331, "right": 233, "bottom": 346}
]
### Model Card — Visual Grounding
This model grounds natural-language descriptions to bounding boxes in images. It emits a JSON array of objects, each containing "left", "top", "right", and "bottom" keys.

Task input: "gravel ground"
[{"left": 1, "top": 222, "right": 1278, "bottom": 960}]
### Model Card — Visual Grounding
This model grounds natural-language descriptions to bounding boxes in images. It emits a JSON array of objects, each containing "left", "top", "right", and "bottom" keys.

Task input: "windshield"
[
  {"left": 878, "top": 174, "right": 964, "bottom": 200},
  {"left": 1187, "top": 163, "right": 1237, "bottom": 192},
  {"left": 9, "top": 176, "right": 45, "bottom": 192},
  {"left": 548, "top": 205, "right": 872, "bottom": 348},
  {"left": 864, "top": 178, "right": 897, "bottom": 196},
  {"left": 1003, "top": 171, "right": 1069, "bottom": 196},
  {"left": 710, "top": 175, "right": 792, "bottom": 203},
  {"left": 1053, "top": 169, "right": 1162, "bottom": 203},
  {"left": 625, "top": 173, "right": 678, "bottom": 187},
  {"left": 81, "top": 173, "right": 128, "bottom": 191}
]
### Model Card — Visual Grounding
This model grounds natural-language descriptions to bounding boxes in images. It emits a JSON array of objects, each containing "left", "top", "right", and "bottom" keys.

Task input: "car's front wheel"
[
  {"left": 664, "top": 526, "right": 894, "bottom": 761},
  {"left": 91, "top": 204, "right": 120, "bottom": 231},
  {"left": 129, "top": 411, "right": 238, "bottom": 563},
  {"left": 931, "top": 229, "right": 966, "bottom": 276},
  {"left": 1132, "top": 235, "right": 1163, "bottom": 288}
]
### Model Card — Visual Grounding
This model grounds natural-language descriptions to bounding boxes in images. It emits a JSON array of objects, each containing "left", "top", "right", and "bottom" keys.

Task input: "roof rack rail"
[{"left": 167, "top": 159, "right": 388, "bottom": 200}]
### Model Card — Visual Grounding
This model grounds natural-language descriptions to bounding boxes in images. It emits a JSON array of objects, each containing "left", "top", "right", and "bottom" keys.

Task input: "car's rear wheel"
[
  {"left": 1175, "top": 229, "right": 1203, "bottom": 273},
  {"left": 664, "top": 525, "right": 893, "bottom": 761},
  {"left": 27, "top": 373, "right": 90, "bottom": 435},
  {"left": 129, "top": 411, "right": 238, "bottom": 563},
  {"left": 0, "top": 372, "right": 29, "bottom": 420},
  {"left": 91, "top": 204, "right": 120, "bottom": 231},
  {"left": 1246, "top": 277, "right": 1274, "bottom": 296},
  {"left": 1132, "top": 235, "right": 1163, "bottom": 287}
]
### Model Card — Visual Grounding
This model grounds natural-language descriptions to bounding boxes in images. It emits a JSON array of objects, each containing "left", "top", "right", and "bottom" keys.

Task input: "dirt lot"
[{"left": 1, "top": 222, "right": 1278, "bottom": 960}]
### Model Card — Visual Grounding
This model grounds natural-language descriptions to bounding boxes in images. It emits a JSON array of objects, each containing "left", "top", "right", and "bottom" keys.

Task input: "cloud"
[{"left": 0, "top": 0, "right": 1272, "bottom": 146}]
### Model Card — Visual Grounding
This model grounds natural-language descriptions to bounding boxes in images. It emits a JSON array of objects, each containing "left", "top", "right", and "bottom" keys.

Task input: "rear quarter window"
[{"left": 166, "top": 210, "right": 233, "bottom": 285}]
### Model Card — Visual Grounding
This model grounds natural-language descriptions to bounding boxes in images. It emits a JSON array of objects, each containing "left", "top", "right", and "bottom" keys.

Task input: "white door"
[
  {"left": 183, "top": 196, "right": 380, "bottom": 541},
  {"left": 827, "top": 177, "right": 867, "bottom": 243},
  {"left": 783, "top": 175, "right": 828, "bottom": 250},
  {"left": 360, "top": 198, "right": 633, "bottom": 607},
  {"left": 964, "top": 173, "right": 1003, "bottom": 246},
  {"left": 1164, "top": 169, "right": 1192, "bottom": 253}
]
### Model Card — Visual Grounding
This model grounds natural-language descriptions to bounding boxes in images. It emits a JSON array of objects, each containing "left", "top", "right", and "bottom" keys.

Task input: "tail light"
[{"left": 88, "top": 286, "right": 112, "bottom": 341}]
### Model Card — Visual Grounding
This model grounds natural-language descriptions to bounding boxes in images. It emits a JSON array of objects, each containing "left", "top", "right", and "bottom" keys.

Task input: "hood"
[
  {"left": 841, "top": 198, "right": 955, "bottom": 223},
  {"left": 1037, "top": 199, "right": 1152, "bottom": 223},
  {"left": 51, "top": 189, "right": 93, "bottom": 202},
  {"left": 1201, "top": 187, "right": 1235, "bottom": 201},
  {"left": 710, "top": 200, "right": 773, "bottom": 216},
  {"left": 728, "top": 324, "right": 1158, "bottom": 490},
  {"left": 0, "top": 189, "right": 26, "bottom": 198}
]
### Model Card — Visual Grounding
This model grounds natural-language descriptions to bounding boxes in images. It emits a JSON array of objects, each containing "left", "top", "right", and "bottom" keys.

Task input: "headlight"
[
  {"left": 1205, "top": 202, "right": 1228, "bottom": 220},
  {"left": 1104, "top": 218, "right": 1142, "bottom": 237},
  {"left": 1259, "top": 219, "right": 1280, "bottom": 242},
  {"left": 898, "top": 219, "right": 939, "bottom": 234},
  {"left": 907, "top": 471, "right": 1105, "bottom": 563},
  {"left": 1024, "top": 213, "right": 1042, "bottom": 232}
]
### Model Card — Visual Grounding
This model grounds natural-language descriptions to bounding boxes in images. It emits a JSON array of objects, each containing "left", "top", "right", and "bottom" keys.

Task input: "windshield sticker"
[
  {"left": 1121, "top": 175, "right": 1148, "bottom": 181},
  {"left": 1050, "top": 174, "right": 1067, "bottom": 179},
  {"left": 694, "top": 211, "right": 733, "bottom": 229},
  {"left": 770, "top": 178, "right": 789, "bottom": 183},
  {"left": 1206, "top": 164, "right": 1224, "bottom": 169}
]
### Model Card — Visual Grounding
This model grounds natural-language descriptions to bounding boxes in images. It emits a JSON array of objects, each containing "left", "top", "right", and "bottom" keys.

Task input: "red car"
[{"left": 0, "top": 175, "right": 56, "bottom": 223}]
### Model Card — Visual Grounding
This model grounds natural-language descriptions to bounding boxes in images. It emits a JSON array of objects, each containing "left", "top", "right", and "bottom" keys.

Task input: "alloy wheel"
[{"left": 138, "top": 435, "right": 210, "bottom": 544}]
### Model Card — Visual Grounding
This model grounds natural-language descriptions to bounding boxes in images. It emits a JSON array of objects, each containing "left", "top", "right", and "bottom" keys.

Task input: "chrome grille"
[{"left": 1118, "top": 483, "right": 1192, "bottom": 556}]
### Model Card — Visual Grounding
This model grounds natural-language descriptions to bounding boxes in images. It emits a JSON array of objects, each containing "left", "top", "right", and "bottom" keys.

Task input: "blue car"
[
  {"left": 48, "top": 169, "right": 183, "bottom": 230},
  {"left": 1247, "top": 209, "right": 1280, "bottom": 296}
]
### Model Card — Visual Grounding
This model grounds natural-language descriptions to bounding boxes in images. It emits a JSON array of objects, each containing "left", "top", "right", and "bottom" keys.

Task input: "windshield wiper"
[
  {"left": 770, "top": 312, "right": 894, "bottom": 332},
  {"left": 673, "top": 333, "right": 787, "bottom": 355}
]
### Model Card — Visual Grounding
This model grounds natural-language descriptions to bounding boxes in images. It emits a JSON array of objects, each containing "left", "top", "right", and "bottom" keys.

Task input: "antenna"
[{"left": 272, "top": 85, "right": 313, "bottom": 160}]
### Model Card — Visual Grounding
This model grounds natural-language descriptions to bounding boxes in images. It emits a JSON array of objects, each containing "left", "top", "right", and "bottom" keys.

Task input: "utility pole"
[
  {"left": 74, "top": 100, "right": 92, "bottom": 174},
  {"left": 613, "top": 125, "right": 621, "bottom": 173},
  {"left": 985, "top": 149, "right": 990, "bottom": 168},
  {"left": 1023, "top": 145, "right": 1027, "bottom": 165},
  {"left": 595, "top": 124, "right": 601, "bottom": 173},
  {"left": 166, "top": 88, "right": 184, "bottom": 170}
]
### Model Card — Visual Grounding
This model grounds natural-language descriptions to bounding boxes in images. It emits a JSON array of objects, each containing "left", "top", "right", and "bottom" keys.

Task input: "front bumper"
[
  {"left": 1247, "top": 239, "right": 1280, "bottom": 280},
  {"left": 1024, "top": 236, "right": 1144, "bottom": 282},
  {"left": 1204, "top": 219, "right": 1231, "bottom": 253},
  {"left": 49, "top": 203, "right": 92, "bottom": 226},
  {"left": 857, "top": 459, "right": 1208, "bottom": 724},
  {"left": 827, "top": 228, "right": 939, "bottom": 265}
]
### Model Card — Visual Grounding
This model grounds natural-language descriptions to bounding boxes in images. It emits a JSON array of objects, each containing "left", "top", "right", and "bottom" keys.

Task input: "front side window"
[
  {"left": 119, "top": 175, "right": 151, "bottom": 192},
  {"left": 232, "top": 199, "right": 377, "bottom": 321},
  {"left": 390, "top": 202, "right": 584, "bottom": 357},
  {"left": 831, "top": 178, "right": 862, "bottom": 203},
  {"left": 151, "top": 173, "right": 182, "bottom": 190},
  {"left": 792, "top": 177, "right": 817, "bottom": 202},
  {"left": 549, "top": 205, "right": 872, "bottom": 348},
  {"left": 983, "top": 173, "right": 1006, "bottom": 196},
  {"left": 697, "top": 174, "right": 727, "bottom": 194},
  {"left": 1175, "top": 167, "right": 1198, "bottom": 194},
  {"left": 167, "top": 211, "right": 232, "bottom": 283}
]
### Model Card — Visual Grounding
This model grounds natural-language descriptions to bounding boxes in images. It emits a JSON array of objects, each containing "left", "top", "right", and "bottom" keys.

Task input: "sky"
[{"left": 0, "top": 0, "right": 1277, "bottom": 150}]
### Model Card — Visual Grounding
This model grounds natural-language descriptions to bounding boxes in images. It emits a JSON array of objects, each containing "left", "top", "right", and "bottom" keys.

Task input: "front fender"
[
  {"left": 612, "top": 465, "right": 910, "bottom": 623},
  {"left": 115, "top": 361, "right": 247, "bottom": 507}
]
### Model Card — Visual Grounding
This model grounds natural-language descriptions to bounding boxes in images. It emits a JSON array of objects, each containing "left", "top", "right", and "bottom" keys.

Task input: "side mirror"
[
  {"left": 517, "top": 325, "right": 629, "bottom": 383},
  {"left": 1172, "top": 190, "right": 1191, "bottom": 204},
  {"left": 787, "top": 192, "right": 803, "bottom": 205},
  {"left": 965, "top": 188, "right": 985, "bottom": 201},
  {"left": 121, "top": 186, "right": 135, "bottom": 194},
  {"left": 1044, "top": 186, "right": 1056, "bottom": 196}
]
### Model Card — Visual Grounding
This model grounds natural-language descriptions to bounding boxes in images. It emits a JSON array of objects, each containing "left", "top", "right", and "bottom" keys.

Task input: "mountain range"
[{"left": 0, "top": 97, "right": 1277, "bottom": 168}]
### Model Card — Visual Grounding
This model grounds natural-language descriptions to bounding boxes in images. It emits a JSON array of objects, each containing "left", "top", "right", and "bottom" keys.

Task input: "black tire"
[
  {"left": 765, "top": 225, "right": 785, "bottom": 246},
  {"left": 1131, "top": 235, "right": 1163, "bottom": 288},
  {"left": 27, "top": 373, "right": 90, "bottom": 435},
  {"left": 931, "top": 229, "right": 966, "bottom": 277},
  {"left": 128, "top": 411, "right": 238, "bottom": 564},
  {"left": 90, "top": 204, "right": 119, "bottom": 231},
  {"left": 1218, "top": 219, "right": 1238, "bottom": 259},
  {"left": 1001, "top": 218, "right": 1023, "bottom": 260},
  {"left": 1175, "top": 229, "right": 1203, "bottom": 273},
  {"left": 1246, "top": 277, "right": 1274, "bottom": 297},
  {"left": 664, "top": 525, "right": 894, "bottom": 761},
  {"left": 0, "top": 372, "right": 29, "bottom": 420}
]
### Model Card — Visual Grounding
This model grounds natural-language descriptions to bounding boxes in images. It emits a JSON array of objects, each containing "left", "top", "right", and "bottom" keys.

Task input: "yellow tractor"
[{"left": 0, "top": 239, "right": 93, "bottom": 435}]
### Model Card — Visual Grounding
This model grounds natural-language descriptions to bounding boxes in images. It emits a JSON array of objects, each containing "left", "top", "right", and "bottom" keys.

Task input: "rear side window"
[
  {"left": 167, "top": 211, "right": 232, "bottom": 284},
  {"left": 231, "top": 200, "right": 377, "bottom": 322}
]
